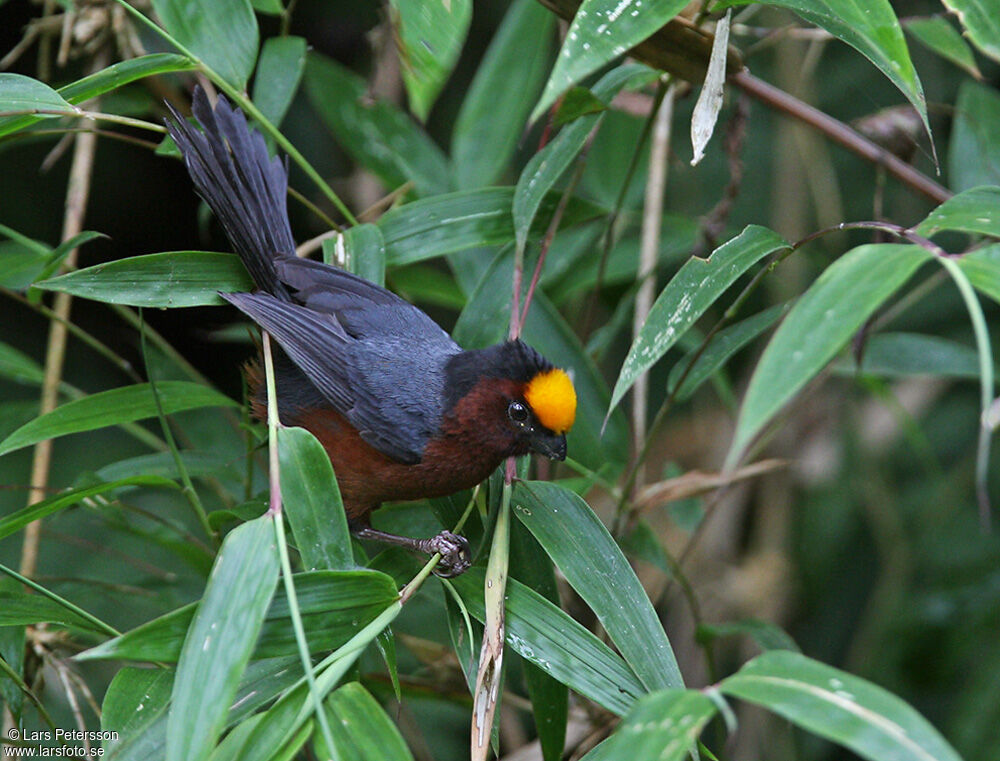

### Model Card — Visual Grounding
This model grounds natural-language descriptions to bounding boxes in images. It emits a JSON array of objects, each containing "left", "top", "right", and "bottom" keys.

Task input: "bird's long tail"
[{"left": 165, "top": 87, "right": 294, "bottom": 301}]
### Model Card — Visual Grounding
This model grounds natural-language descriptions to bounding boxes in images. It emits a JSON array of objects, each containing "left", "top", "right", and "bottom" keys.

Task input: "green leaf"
[
  {"left": 834, "top": 332, "right": 984, "bottom": 379},
  {"left": 554, "top": 87, "right": 608, "bottom": 126},
  {"left": 0, "top": 73, "right": 74, "bottom": 113},
  {"left": 35, "top": 251, "right": 254, "bottom": 307},
  {"left": 578, "top": 690, "right": 717, "bottom": 761},
  {"left": 610, "top": 225, "right": 790, "bottom": 417},
  {"left": 696, "top": 619, "right": 800, "bottom": 653},
  {"left": 96, "top": 451, "right": 237, "bottom": 483},
  {"left": 379, "top": 187, "right": 606, "bottom": 266},
  {"left": 341, "top": 223, "right": 386, "bottom": 287},
  {"left": 727, "top": 0, "right": 931, "bottom": 145},
  {"left": 250, "top": 0, "right": 283, "bottom": 14},
  {"left": 720, "top": 650, "right": 964, "bottom": 761},
  {"left": 304, "top": 53, "right": 452, "bottom": 196},
  {"left": 151, "top": 0, "right": 259, "bottom": 90},
  {"left": 530, "top": 0, "right": 690, "bottom": 122},
  {"left": 957, "top": 242, "right": 1000, "bottom": 305},
  {"left": 0, "top": 381, "right": 236, "bottom": 458},
  {"left": 0, "top": 476, "right": 177, "bottom": 542},
  {"left": 0, "top": 340, "right": 44, "bottom": 386},
  {"left": 728, "top": 244, "right": 929, "bottom": 463},
  {"left": 0, "top": 54, "right": 197, "bottom": 139},
  {"left": 62, "top": 53, "right": 198, "bottom": 104},
  {"left": 166, "top": 516, "right": 279, "bottom": 761},
  {"left": 515, "top": 63, "right": 652, "bottom": 253},
  {"left": 0, "top": 240, "right": 48, "bottom": 290},
  {"left": 30, "top": 231, "right": 107, "bottom": 289},
  {"left": 943, "top": 0, "right": 1000, "bottom": 63},
  {"left": 79, "top": 570, "right": 399, "bottom": 662},
  {"left": 914, "top": 185, "right": 1000, "bottom": 238},
  {"left": 450, "top": 569, "right": 645, "bottom": 716},
  {"left": 904, "top": 16, "right": 981, "bottom": 78},
  {"left": 667, "top": 303, "right": 788, "bottom": 402},
  {"left": 252, "top": 36, "right": 307, "bottom": 128},
  {"left": 102, "top": 668, "right": 173, "bottom": 755},
  {"left": 315, "top": 682, "right": 415, "bottom": 761},
  {"left": 510, "top": 521, "right": 566, "bottom": 761},
  {"left": 234, "top": 603, "right": 402, "bottom": 761},
  {"left": 0, "top": 591, "right": 109, "bottom": 631},
  {"left": 452, "top": 0, "right": 555, "bottom": 189},
  {"left": 390, "top": 0, "right": 471, "bottom": 122},
  {"left": 278, "top": 426, "right": 352, "bottom": 572},
  {"left": 947, "top": 82, "right": 1000, "bottom": 192},
  {"left": 513, "top": 480, "right": 683, "bottom": 691}
]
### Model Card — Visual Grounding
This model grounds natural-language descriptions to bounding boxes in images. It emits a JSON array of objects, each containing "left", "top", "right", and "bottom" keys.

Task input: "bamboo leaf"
[
  {"left": 834, "top": 332, "right": 985, "bottom": 379},
  {"left": 0, "top": 476, "right": 177, "bottom": 542},
  {"left": 390, "top": 0, "right": 471, "bottom": 122},
  {"left": 957, "top": 242, "right": 1000, "bottom": 305},
  {"left": 943, "top": 0, "right": 1000, "bottom": 63},
  {"left": 166, "top": 516, "right": 279, "bottom": 761},
  {"left": 79, "top": 570, "right": 399, "bottom": 662},
  {"left": 904, "top": 16, "right": 981, "bottom": 78},
  {"left": 252, "top": 36, "right": 307, "bottom": 128},
  {"left": 578, "top": 690, "right": 717, "bottom": 760},
  {"left": 151, "top": 0, "right": 259, "bottom": 89},
  {"left": 102, "top": 668, "right": 174, "bottom": 757},
  {"left": 0, "top": 73, "right": 74, "bottom": 113},
  {"left": 304, "top": 53, "right": 452, "bottom": 196},
  {"left": 0, "top": 382, "right": 237, "bottom": 458},
  {"left": 514, "top": 63, "right": 653, "bottom": 253},
  {"left": 947, "top": 84, "right": 1000, "bottom": 191},
  {"left": 452, "top": 0, "right": 555, "bottom": 189},
  {"left": 379, "top": 187, "right": 606, "bottom": 265},
  {"left": 278, "top": 426, "right": 352, "bottom": 572},
  {"left": 914, "top": 185, "right": 1000, "bottom": 238},
  {"left": 720, "top": 651, "right": 964, "bottom": 761},
  {"left": 513, "top": 480, "right": 683, "bottom": 692},
  {"left": 531, "top": 0, "right": 690, "bottom": 123},
  {"left": 35, "top": 251, "right": 254, "bottom": 307},
  {"left": 610, "top": 225, "right": 790, "bottom": 417},
  {"left": 728, "top": 244, "right": 929, "bottom": 464},
  {"left": 451, "top": 568, "right": 645, "bottom": 716},
  {"left": 315, "top": 682, "right": 415, "bottom": 761}
]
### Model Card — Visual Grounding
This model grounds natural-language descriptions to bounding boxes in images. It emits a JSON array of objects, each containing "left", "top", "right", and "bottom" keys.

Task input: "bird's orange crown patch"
[{"left": 525, "top": 368, "right": 577, "bottom": 435}]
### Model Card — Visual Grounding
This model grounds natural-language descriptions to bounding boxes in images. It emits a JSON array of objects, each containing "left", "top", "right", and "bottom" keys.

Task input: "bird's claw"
[{"left": 424, "top": 530, "right": 471, "bottom": 578}]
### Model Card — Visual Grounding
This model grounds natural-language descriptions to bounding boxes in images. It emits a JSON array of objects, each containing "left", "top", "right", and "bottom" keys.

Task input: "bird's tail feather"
[{"left": 165, "top": 87, "right": 295, "bottom": 301}]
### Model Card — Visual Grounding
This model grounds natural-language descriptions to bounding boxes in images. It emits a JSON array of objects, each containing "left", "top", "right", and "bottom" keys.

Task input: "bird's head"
[{"left": 444, "top": 340, "right": 577, "bottom": 462}]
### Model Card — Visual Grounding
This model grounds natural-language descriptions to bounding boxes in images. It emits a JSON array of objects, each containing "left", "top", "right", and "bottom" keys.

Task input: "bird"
[{"left": 164, "top": 88, "right": 577, "bottom": 576}]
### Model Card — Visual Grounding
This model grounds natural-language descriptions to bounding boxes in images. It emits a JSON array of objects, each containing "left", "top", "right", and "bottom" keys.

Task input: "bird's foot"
[
  {"left": 419, "top": 531, "right": 471, "bottom": 578},
  {"left": 352, "top": 525, "right": 472, "bottom": 577}
]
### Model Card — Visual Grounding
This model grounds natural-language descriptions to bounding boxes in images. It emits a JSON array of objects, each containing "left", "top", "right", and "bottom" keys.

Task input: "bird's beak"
[{"left": 529, "top": 430, "right": 567, "bottom": 461}]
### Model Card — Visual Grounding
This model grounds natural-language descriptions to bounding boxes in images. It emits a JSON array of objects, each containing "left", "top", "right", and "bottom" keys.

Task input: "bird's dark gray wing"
[
  {"left": 222, "top": 291, "right": 457, "bottom": 464},
  {"left": 273, "top": 257, "right": 457, "bottom": 346}
]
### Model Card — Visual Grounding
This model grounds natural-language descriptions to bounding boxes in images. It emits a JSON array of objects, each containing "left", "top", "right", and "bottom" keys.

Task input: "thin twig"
[
  {"left": 631, "top": 82, "right": 676, "bottom": 493},
  {"left": 20, "top": 49, "right": 108, "bottom": 580}
]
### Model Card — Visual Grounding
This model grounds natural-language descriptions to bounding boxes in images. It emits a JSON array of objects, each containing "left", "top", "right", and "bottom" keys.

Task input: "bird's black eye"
[{"left": 508, "top": 401, "right": 529, "bottom": 424}]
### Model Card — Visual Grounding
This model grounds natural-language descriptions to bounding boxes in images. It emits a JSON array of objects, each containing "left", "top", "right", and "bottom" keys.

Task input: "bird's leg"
[{"left": 352, "top": 525, "right": 471, "bottom": 578}]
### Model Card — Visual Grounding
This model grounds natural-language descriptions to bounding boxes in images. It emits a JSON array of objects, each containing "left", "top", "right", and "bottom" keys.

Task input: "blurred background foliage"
[{"left": 0, "top": 0, "right": 999, "bottom": 759}]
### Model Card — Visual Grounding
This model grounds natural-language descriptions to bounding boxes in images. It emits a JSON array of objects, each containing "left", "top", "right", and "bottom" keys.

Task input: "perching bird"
[{"left": 165, "top": 88, "right": 577, "bottom": 576}]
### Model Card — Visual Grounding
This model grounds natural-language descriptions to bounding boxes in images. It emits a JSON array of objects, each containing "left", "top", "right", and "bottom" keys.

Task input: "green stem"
[
  {"left": 261, "top": 332, "right": 339, "bottom": 755},
  {"left": 938, "top": 258, "right": 994, "bottom": 529},
  {"left": 139, "top": 310, "right": 215, "bottom": 542},
  {"left": 0, "top": 562, "right": 120, "bottom": 638}
]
